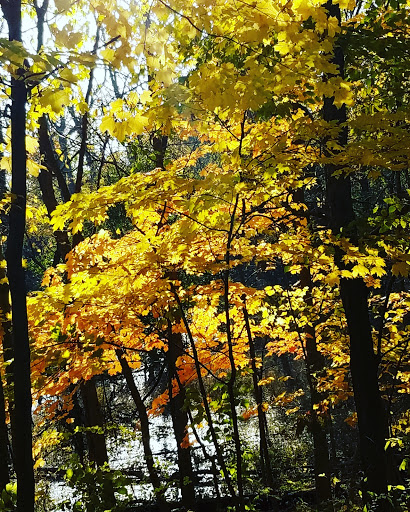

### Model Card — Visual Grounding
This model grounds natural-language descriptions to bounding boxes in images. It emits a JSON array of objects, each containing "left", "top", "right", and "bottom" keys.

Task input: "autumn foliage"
[{"left": 0, "top": 0, "right": 409, "bottom": 511}]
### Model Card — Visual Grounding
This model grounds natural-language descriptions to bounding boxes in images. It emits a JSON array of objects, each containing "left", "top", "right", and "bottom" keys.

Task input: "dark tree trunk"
[
  {"left": 323, "top": 1, "right": 389, "bottom": 504},
  {"left": 0, "top": 2, "right": 35, "bottom": 511},
  {"left": 167, "top": 323, "right": 196, "bottom": 511},
  {"left": 80, "top": 378, "right": 115, "bottom": 507},
  {"left": 152, "top": 134, "right": 168, "bottom": 169},
  {"left": 81, "top": 379, "right": 110, "bottom": 467},
  {"left": 116, "top": 349, "right": 169, "bottom": 512},
  {"left": 300, "top": 266, "right": 333, "bottom": 510},
  {"left": 33, "top": 7, "right": 114, "bottom": 482},
  {"left": 223, "top": 195, "right": 245, "bottom": 512},
  {"left": 293, "top": 184, "right": 333, "bottom": 508},
  {"left": 67, "top": 388, "right": 86, "bottom": 464}
]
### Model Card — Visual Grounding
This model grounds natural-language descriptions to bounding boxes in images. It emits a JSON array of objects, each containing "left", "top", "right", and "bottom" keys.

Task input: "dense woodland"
[{"left": 0, "top": 0, "right": 409, "bottom": 511}]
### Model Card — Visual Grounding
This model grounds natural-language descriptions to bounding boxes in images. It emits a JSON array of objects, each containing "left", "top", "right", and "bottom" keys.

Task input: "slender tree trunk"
[
  {"left": 175, "top": 373, "right": 221, "bottom": 500},
  {"left": 223, "top": 195, "right": 245, "bottom": 512},
  {"left": 171, "top": 285, "right": 237, "bottom": 502},
  {"left": 5, "top": 49, "right": 34, "bottom": 512},
  {"left": 0, "top": 2, "right": 35, "bottom": 511},
  {"left": 66, "top": 388, "right": 86, "bottom": 464},
  {"left": 292, "top": 184, "right": 333, "bottom": 506},
  {"left": 300, "top": 266, "right": 333, "bottom": 510},
  {"left": 166, "top": 322, "right": 196, "bottom": 511},
  {"left": 323, "top": 1, "right": 389, "bottom": 505},
  {"left": 116, "top": 349, "right": 169, "bottom": 512},
  {"left": 243, "top": 303, "right": 273, "bottom": 489}
]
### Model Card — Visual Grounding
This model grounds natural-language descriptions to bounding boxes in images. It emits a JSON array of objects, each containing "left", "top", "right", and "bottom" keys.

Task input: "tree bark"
[
  {"left": 166, "top": 323, "right": 196, "bottom": 511},
  {"left": 80, "top": 378, "right": 115, "bottom": 507},
  {"left": 80, "top": 379, "right": 109, "bottom": 467},
  {"left": 323, "top": 1, "right": 389, "bottom": 504},
  {"left": 0, "top": 131, "right": 11, "bottom": 491},
  {"left": 0, "top": 371, "right": 9, "bottom": 491},
  {"left": 0, "top": 1, "right": 35, "bottom": 510},
  {"left": 223, "top": 195, "right": 245, "bottom": 512},
  {"left": 300, "top": 265, "right": 333, "bottom": 509}
]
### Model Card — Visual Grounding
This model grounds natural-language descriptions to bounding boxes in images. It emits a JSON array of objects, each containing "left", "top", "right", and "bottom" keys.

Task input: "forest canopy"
[{"left": 0, "top": 0, "right": 409, "bottom": 511}]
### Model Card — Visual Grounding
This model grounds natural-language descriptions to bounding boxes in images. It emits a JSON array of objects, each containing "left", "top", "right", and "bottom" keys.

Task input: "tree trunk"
[
  {"left": 80, "top": 378, "right": 115, "bottom": 507},
  {"left": 300, "top": 267, "right": 333, "bottom": 510},
  {"left": 167, "top": 322, "right": 196, "bottom": 511},
  {"left": 0, "top": 2, "right": 35, "bottom": 510},
  {"left": 323, "top": 1, "right": 389, "bottom": 504},
  {"left": 243, "top": 303, "right": 273, "bottom": 489},
  {"left": 0, "top": 140, "right": 11, "bottom": 491},
  {"left": 80, "top": 379, "right": 109, "bottom": 467},
  {"left": 223, "top": 195, "right": 245, "bottom": 512}
]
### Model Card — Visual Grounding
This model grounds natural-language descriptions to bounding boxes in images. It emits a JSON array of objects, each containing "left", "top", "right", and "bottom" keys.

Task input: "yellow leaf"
[
  {"left": 338, "top": 0, "right": 356, "bottom": 8},
  {"left": 60, "top": 67, "right": 78, "bottom": 83},
  {"left": 101, "top": 48, "right": 115, "bottom": 62},
  {"left": 113, "top": 121, "right": 127, "bottom": 142},
  {"left": 371, "top": 266, "right": 386, "bottom": 278},
  {"left": 55, "top": 0, "right": 72, "bottom": 11},
  {"left": 127, "top": 114, "right": 149, "bottom": 135},
  {"left": 351, "top": 264, "right": 368, "bottom": 278},
  {"left": 140, "top": 90, "right": 152, "bottom": 105},
  {"left": 39, "top": 88, "right": 70, "bottom": 114},
  {"left": 110, "top": 98, "right": 124, "bottom": 113},
  {"left": 324, "top": 272, "right": 340, "bottom": 286},
  {"left": 34, "top": 458, "right": 46, "bottom": 469},
  {"left": 26, "top": 136, "right": 38, "bottom": 154},
  {"left": 100, "top": 116, "right": 116, "bottom": 135},
  {"left": 392, "top": 261, "right": 410, "bottom": 277},
  {"left": 27, "top": 159, "right": 46, "bottom": 177}
]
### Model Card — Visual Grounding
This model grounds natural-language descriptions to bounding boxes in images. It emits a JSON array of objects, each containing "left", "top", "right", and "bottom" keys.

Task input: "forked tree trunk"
[
  {"left": 34, "top": 5, "right": 113, "bottom": 485},
  {"left": 116, "top": 349, "right": 169, "bottom": 512},
  {"left": 171, "top": 285, "right": 237, "bottom": 502}
]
